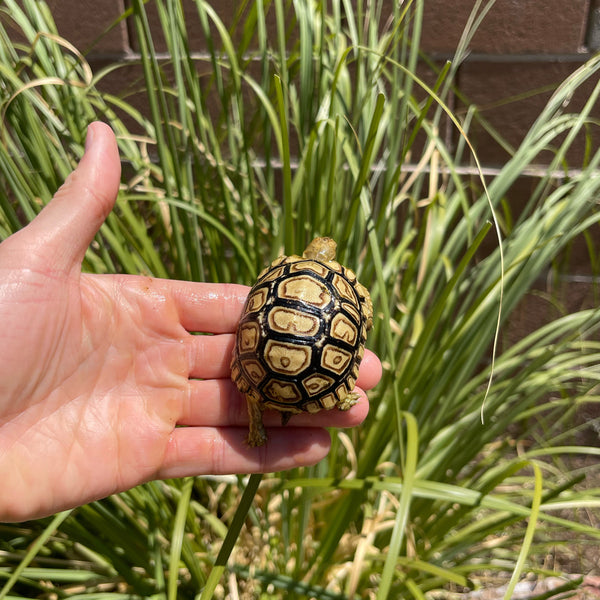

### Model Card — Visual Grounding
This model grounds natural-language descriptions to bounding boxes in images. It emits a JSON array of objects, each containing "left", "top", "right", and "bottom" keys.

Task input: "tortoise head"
[{"left": 302, "top": 237, "right": 337, "bottom": 262}]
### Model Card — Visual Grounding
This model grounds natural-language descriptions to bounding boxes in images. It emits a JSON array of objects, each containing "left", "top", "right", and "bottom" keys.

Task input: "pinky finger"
[{"left": 156, "top": 426, "right": 331, "bottom": 479}]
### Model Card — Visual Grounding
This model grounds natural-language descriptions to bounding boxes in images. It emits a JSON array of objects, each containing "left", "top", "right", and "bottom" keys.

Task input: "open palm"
[{"left": 0, "top": 123, "right": 380, "bottom": 522}]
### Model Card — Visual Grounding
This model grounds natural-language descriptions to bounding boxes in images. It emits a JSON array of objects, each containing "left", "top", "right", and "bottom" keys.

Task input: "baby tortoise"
[{"left": 231, "top": 237, "right": 373, "bottom": 446}]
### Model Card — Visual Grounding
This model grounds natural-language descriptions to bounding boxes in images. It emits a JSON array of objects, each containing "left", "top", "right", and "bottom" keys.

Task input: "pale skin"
[{"left": 0, "top": 122, "right": 382, "bottom": 522}]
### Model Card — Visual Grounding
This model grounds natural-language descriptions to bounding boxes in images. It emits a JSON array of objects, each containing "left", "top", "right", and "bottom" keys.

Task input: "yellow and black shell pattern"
[{"left": 231, "top": 238, "right": 373, "bottom": 426}]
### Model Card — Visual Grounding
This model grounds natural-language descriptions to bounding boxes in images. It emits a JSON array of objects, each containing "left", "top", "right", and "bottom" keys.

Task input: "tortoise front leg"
[{"left": 246, "top": 392, "right": 267, "bottom": 447}]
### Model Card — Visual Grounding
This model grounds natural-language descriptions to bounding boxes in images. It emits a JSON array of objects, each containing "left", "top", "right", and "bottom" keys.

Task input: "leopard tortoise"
[{"left": 231, "top": 237, "right": 373, "bottom": 446}]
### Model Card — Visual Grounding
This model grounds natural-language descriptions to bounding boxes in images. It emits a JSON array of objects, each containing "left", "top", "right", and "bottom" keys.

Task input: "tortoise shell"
[{"left": 231, "top": 237, "right": 373, "bottom": 446}]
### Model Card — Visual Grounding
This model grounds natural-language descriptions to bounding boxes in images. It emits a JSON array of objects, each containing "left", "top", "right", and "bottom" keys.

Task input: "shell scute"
[
  {"left": 277, "top": 274, "right": 332, "bottom": 309},
  {"left": 243, "top": 360, "right": 267, "bottom": 385},
  {"left": 258, "top": 263, "right": 286, "bottom": 283},
  {"left": 302, "top": 373, "right": 335, "bottom": 395},
  {"left": 263, "top": 379, "right": 302, "bottom": 404},
  {"left": 330, "top": 312, "right": 359, "bottom": 345},
  {"left": 264, "top": 339, "right": 313, "bottom": 375},
  {"left": 331, "top": 272, "right": 357, "bottom": 303},
  {"left": 237, "top": 322, "right": 260, "bottom": 352},
  {"left": 320, "top": 344, "right": 353, "bottom": 375},
  {"left": 245, "top": 287, "right": 269, "bottom": 313},
  {"left": 268, "top": 307, "right": 321, "bottom": 337}
]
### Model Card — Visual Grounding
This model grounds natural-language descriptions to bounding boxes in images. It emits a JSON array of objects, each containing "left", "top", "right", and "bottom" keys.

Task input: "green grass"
[{"left": 1, "top": 0, "right": 600, "bottom": 598}]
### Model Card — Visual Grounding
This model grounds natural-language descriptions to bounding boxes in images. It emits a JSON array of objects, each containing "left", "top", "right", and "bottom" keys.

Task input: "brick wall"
[
  {"left": 422, "top": 0, "right": 596, "bottom": 166},
  {"left": 45, "top": 0, "right": 599, "bottom": 250},
  {"left": 44, "top": 0, "right": 598, "bottom": 168}
]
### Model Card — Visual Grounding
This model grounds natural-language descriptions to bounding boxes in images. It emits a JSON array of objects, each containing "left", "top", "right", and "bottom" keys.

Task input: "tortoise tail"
[{"left": 280, "top": 411, "right": 294, "bottom": 426}]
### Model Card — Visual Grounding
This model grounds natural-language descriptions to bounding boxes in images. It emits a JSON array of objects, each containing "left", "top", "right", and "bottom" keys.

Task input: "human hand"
[{"left": 0, "top": 122, "right": 382, "bottom": 522}]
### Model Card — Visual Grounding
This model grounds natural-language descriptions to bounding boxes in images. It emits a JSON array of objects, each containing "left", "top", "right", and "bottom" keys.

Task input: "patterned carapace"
[{"left": 231, "top": 237, "right": 373, "bottom": 446}]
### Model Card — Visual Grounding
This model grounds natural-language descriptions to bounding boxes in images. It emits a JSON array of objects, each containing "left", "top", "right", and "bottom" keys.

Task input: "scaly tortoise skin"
[{"left": 231, "top": 237, "right": 373, "bottom": 446}]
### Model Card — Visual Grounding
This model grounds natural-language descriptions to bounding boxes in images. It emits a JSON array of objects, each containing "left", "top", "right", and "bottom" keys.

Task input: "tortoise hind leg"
[
  {"left": 246, "top": 393, "right": 267, "bottom": 447},
  {"left": 336, "top": 391, "right": 360, "bottom": 411}
]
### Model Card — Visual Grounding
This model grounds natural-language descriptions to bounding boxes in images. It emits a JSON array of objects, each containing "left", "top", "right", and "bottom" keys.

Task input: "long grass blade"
[
  {"left": 200, "top": 474, "right": 262, "bottom": 599},
  {"left": 503, "top": 463, "right": 543, "bottom": 600},
  {"left": 0, "top": 511, "right": 72, "bottom": 600}
]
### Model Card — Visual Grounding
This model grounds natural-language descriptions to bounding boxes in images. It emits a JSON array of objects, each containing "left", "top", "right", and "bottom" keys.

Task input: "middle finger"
[
  {"left": 186, "top": 333, "right": 235, "bottom": 379},
  {"left": 180, "top": 378, "right": 369, "bottom": 428}
]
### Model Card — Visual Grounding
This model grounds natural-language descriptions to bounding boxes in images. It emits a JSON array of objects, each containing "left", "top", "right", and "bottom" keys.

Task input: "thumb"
[{"left": 14, "top": 121, "right": 121, "bottom": 272}]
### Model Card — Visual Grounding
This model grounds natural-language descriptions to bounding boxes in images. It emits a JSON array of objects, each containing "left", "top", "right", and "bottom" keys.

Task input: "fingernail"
[{"left": 84, "top": 123, "right": 96, "bottom": 153}]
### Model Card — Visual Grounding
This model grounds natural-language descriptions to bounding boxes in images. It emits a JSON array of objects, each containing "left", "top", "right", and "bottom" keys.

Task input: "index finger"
[{"left": 168, "top": 280, "right": 249, "bottom": 333}]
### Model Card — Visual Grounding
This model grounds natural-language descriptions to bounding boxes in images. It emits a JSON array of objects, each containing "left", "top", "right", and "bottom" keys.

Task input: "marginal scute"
[
  {"left": 244, "top": 359, "right": 267, "bottom": 385},
  {"left": 289, "top": 259, "right": 329, "bottom": 277},
  {"left": 231, "top": 236, "right": 373, "bottom": 446},
  {"left": 305, "top": 401, "right": 322, "bottom": 413},
  {"left": 246, "top": 287, "right": 269, "bottom": 313},
  {"left": 336, "top": 382, "right": 350, "bottom": 398},
  {"left": 343, "top": 267, "right": 357, "bottom": 282},
  {"left": 259, "top": 264, "right": 286, "bottom": 283},
  {"left": 238, "top": 322, "right": 260, "bottom": 352},
  {"left": 318, "top": 392, "right": 338, "bottom": 410}
]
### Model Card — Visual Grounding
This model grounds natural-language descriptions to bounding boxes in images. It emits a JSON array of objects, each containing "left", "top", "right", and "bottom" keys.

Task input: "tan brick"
[
  {"left": 457, "top": 59, "right": 599, "bottom": 166},
  {"left": 476, "top": 173, "right": 598, "bottom": 270},
  {"left": 47, "top": 0, "right": 129, "bottom": 54},
  {"left": 421, "top": 0, "right": 589, "bottom": 54}
]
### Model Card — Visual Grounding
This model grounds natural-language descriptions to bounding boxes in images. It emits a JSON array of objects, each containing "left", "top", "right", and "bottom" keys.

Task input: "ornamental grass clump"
[{"left": 1, "top": 0, "right": 600, "bottom": 598}]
